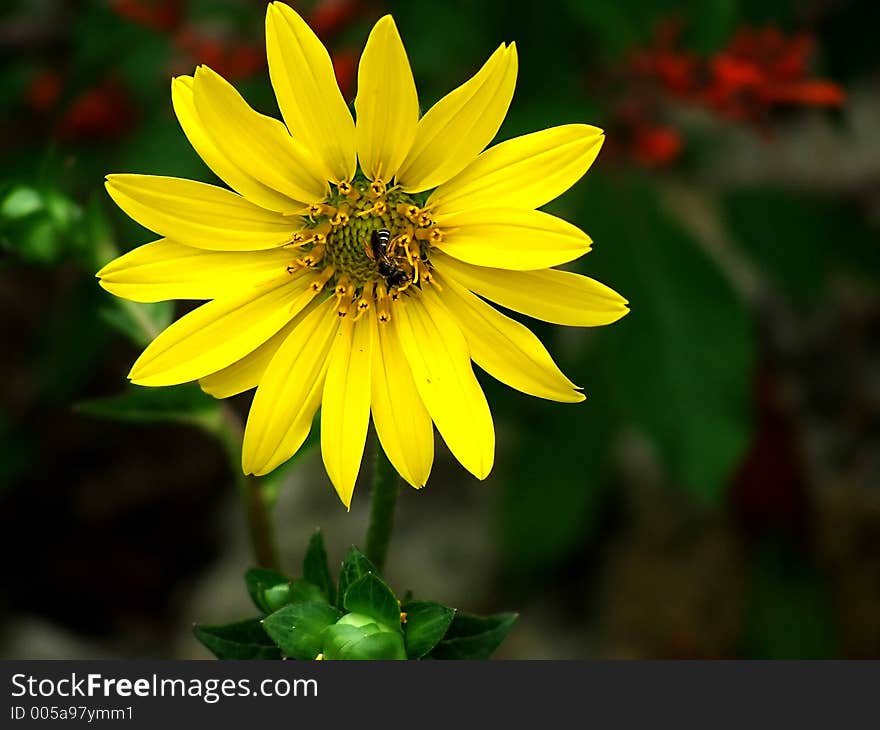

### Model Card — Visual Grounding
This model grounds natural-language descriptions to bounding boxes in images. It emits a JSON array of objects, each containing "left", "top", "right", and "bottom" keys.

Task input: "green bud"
[{"left": 322, "top": 618, "right": 407, "bottom": 660}]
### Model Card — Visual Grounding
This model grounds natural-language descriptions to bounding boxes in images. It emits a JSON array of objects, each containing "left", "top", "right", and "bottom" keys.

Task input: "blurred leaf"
[
  {"left": 582, "top": 175, "right": 754, "bottom": 504},
  {"left": 289, "top": 579, "right": 328, "bottom": 605},
  {"left": 245, "top": 568, "right": 291, "bottom": 615},
  {"left": 36, "top": 281, "right": 111, "bottom": 401},
  {"left": 98, "top": 299, "right": 173, "bottom": 348},
  {"left": 0, "top": 186, "right": 83, "bottom": 266},
  {"left": 262, "top": 602, "right": 341, "bottom": 660},
  {"left": 337, "top": 547, "right": 377, "bottom": 610},
  {"left": 343, "top": 573, "right": 401, "bottom": 631},
  {"left": 741, "top": 542, "right": 837, "bottom": 659},
  {"left": 402, "top": 601, "right": 456, "bottom": 659},
  {"left": 194, "top": 618, "right": 280, "bottom": 660},
  {"left": 321, "top": 623, "right": 407, "bottom": 661},
  {"left": 76, "top": 383, "right": 221, "bottom": 430},
  {"left": 1, "top": 186, "right": 43, "bottom": 219},
  {"left": 428, "top": 612, "right": 518, "bottom": 660},
  {"left": 496, "top": 393, "right": 615, "bottom": 577},
  {"left": 685, "top": 0, "right": 739, "bottom": 53},
  {"left": 724, "top": 189, "right": 880, "bottom": 304},
  {"left": 303, "top": 529, "right": 336, "bottom": 605},
  {"left": 259, "top": 412, "right": 322, "bottom": 506}
]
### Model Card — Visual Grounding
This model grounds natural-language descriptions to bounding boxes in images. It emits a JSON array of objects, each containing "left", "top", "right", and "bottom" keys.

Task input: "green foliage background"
[{"left": 0, "top": 0, "right": 877, "bottom": 659}]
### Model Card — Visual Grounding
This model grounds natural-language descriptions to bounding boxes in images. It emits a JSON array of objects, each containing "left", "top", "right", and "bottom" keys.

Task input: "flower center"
[{"left": 287, "top": 177, "right": 444, "bottom": 321}]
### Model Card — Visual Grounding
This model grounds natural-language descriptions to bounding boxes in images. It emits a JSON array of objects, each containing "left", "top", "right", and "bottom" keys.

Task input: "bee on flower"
[{"left": 98, "top": 2, "right": 628, "bottom": 507}]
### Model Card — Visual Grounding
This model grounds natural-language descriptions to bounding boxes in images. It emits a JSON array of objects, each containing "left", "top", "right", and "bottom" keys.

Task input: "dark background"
[{"left": 1, "top": 0, "right": 878, "bottom": 659}]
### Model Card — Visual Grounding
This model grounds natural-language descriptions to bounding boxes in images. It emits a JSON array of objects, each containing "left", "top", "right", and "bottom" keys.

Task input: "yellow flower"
[{"left": 98, "top": 2, "right": 628, "bottom": 507}]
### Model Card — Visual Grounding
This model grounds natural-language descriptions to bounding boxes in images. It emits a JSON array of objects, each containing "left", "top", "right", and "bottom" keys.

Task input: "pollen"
[{"left": 295, "top": 178, "right": 443, "bottom": 322}]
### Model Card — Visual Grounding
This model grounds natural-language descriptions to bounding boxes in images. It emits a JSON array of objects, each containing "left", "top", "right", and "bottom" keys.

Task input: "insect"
[{"left": 369, "top": 228, "right": 411, "bottom": 289}]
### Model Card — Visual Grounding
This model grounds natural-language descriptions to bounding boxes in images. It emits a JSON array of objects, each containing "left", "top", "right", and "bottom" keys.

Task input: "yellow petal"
[
  {"left": 396, "top": 43, "right": 518, "bottom": 192},
  {"left": 394, "top": 287, "right": 494, "bottom": 479},
  {"left": 242, "top": 297, "right": 340, "bottom": 476},
  {"left": 371, "top": 310, "right": 433, "bottom": 488},
  {"left": 355, "top": 15, "right": 419, "bottom": 183},
  {"left": 97, "top": 239, "right": 294, "bottom": 303},
  {"left": 192, "top": 65, "right": 327, "bottom": 204},
  {"left": 199, "top": 297, "right": 321, "bottom": 398},
  {"left": 321, "top": 315, "right": 373, "bottom": 507},
  {"left": 429, "top": 124, "right": 604, "bottom": 214},
  {"left": 129, "top": 272, "right": 318, "bottom": 386},
  {"left": 433, "top": 207, "right": 591, "bottom": 270},
  {"left": 266, "top": 2, "right": 356, "bottom": 183},
  {"left": 171, "top": 76, "right": 300, "bottom": 214},
  {"left": 437, "top": 273, "right": 584, "bottom": 403},
  {"left": 105, "top": 174, "right": 301, "bottom": 251},
  {"left": 433, "top": 250, "right": 629, "bottom": 326}
]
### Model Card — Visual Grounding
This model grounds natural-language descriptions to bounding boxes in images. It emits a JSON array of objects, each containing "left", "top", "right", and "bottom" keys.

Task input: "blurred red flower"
[
  {"left": 110, "top": 0, "right": 183, "bottom": 32},
  {"left": 308, "top": 0, "right": 360, "bottom": 39},
  {"left": 333, "top": 48, "right": 359, "bottom": 99},
  {"left": 56, "top": 80, "right": 137, "bottom": 141},
  {"left": 174, "top": 26, "right": 265, "bottom": 80}
]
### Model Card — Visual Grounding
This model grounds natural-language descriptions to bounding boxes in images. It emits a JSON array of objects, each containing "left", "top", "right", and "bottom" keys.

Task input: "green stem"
[
  {"left": 218, "top": 404, "right": 280, "bottom": 570},
  {"left": 364, "top": 440, "right": 400, "bottom": 573}
]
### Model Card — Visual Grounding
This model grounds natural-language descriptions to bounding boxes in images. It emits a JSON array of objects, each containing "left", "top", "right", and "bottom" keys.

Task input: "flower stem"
[
  {"left": 218, "top": 404, "right": 280, "bottom": 570},
  {"left": 239, "top": 473, "right": 280, "bottom": 571},
  {"left": 364, "top": 440, "right": 400, "bottom": 574}
]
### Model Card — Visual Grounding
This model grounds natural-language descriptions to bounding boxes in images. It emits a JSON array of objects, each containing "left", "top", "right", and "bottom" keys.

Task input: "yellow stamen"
[
  {"left": 310, "top": 266, "right": 335, "bottom": 293},
  {"left": 370, "top": 179, "right": 387, "bottom": 197},
  {"left": 404, "top": 239, "right": 421, "bottom": 267},
  {"left": 352, "top": 294, "right": 371, "bottom": 321},
  {"left": 416, "top": 261, "right": 440, "bottom": 289},
  {"left": 415, "top": 227, "right": 439, "bottom": 242},
  {"left": 397, "top": 203, "right": 420, "bottom": 222},
  {"left": 334, "top": 274, "right": 353, "bottom": 300},
  {"left": 356, "top": 200, "right": 388, "bottom": 218},
  {"left": 296, "top": 243, "right": 325, "bottom": 268},
  {"left": 330, "top": 210, "right": 349, "bottom": 227},
  {"left": 376, "top": 284, "right": 392, "bottom": 322},
  {"left": 308, "top": 202, "right": 337, "bottom": 218}
]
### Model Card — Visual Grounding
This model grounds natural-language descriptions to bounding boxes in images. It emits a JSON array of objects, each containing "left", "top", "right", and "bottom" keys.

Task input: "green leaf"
[
  {"left": 289, "top": 579, "right": 328, "bottom": 604},
  {"left": 496, "top": 390, "right": 615, "bottom": 576},
  {"left": 337, "top": 547, "right": 377, "bottom": 610},
  {"left": 245, "top": 568, "right": 291, "bottom": 615},
  {"left": 402, "top": 601, "right": 456, "bottom": 659},
  {"left": 262, "top": 602, "right": 341, "bottom": 660},
  {"left": 194, "top": 618, "right": 281, "bottom": 660},
  {"left": 99, "top": 299, "right": 174, "bottom": 348},
  {"left": 429, "top": 612, "right": 518, "bottom": 660},
  {"left": 303, "top": 530, "right": 335, "bottom": 605},
  {"left": 343, "top": 573, "right": 401, "bottom": 631},
  {"left": 75, "top": 383, "right": 221, "bottom": 430},
  {"left": 321, "top": 623, "right": 407, "bottom": 661},
  {"left": 581, "top": 175, "right": 754, "bottom": 504},
  {"left": 725, "top": 189, "right": 880, "bottom": 304}
]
